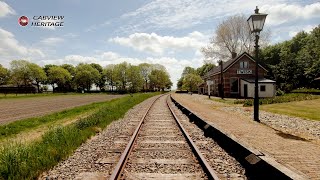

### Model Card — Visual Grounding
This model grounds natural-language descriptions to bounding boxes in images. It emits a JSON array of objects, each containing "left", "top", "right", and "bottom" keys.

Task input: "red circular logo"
[{"left": 19, "top": 16, "right": 29, "bottom": 26}]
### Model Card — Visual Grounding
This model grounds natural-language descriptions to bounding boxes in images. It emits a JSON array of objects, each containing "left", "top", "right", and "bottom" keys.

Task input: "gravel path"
[
  {"left": 41, "top": 95, "right": 158, "bottom": 179},
  {"left": 177, "top": 94, "right": 320, "bottom": 142},
  {"left": 221, "top": 106, "right": 320, "bottom": 142},
  {"left": 0, "top": 94, "right": 123, "bottom": 125}
]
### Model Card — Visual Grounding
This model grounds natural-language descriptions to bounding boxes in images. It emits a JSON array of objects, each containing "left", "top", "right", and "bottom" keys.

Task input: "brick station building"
[{"left": 199, "top": 52, "right": 276, "bottom": 98}]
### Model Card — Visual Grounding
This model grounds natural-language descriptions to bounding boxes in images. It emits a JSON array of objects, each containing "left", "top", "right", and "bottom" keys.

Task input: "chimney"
[{"left": 232, "top": 52, "right": 237, "bottom": 59}]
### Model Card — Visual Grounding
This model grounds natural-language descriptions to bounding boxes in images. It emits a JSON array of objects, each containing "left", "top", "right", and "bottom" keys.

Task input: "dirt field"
[{"left": 0, "top": 94, "right": 123, "bottom": 125}]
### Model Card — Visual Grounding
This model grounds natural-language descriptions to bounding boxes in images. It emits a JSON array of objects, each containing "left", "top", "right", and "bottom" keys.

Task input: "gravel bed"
[
  {"left": 124, "top": 164, "right": 203, "bottom": 173},
  {"left": 139, "top": 131, "right": 181, "bottom": 136},
  {"left": 137, "top": 143, "right": 189, "bottom": 149},
  {"left": 221, "top": 107, "right": 320, "bottom": 141},
  {"left": 138, "top": 136, "right": 184, "bottom": 141},
  {"left": 130, "top": 150, "right": 194, "bottom": 159},
  {"left": 124, "top": 95, "right": 207, "bottom": 179},
  {"left": 41, "top": 96, "right": 159, "bottom": 179},
  {"left": 169, "top": 100, "right": 247, "bottom": 180}
]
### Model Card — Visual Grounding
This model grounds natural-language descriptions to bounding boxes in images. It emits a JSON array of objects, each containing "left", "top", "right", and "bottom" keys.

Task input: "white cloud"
[
  {"left": 0, "top": 28, "right": 45, "bottom": 66},
  {"left": 109, "top": 31, "right": 207, "bottom": 55},
  {"left": 40, "top": 37, "right": 64, "bottom": 46},
  {"left": 0, "top": 1, "right": 15, "bottom": 18},
  {"left": 119, "top": 0, "right": 289, "bottom": 31},
  {"left": 289, "top": 24, "right": 317, "bottom": 37},
  {"left": 261, "top": 3, "right": 320, "bottom": 26}
]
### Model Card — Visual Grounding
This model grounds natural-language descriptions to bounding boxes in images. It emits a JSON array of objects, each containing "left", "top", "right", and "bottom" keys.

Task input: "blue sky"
[{"left": 0, "top": 0, "right": 319, "bottom": 89}]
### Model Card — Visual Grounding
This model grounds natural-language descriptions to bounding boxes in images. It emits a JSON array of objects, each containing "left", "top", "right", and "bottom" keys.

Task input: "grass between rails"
[
  {"left": 0, "top": 96, "right": 125, "bottom": 140},
  {"left": 261, "top": 98, "right": 320, "bottom": 121},
  {"left": 0, "top": 92, "right": 161, "bottom": 180}
]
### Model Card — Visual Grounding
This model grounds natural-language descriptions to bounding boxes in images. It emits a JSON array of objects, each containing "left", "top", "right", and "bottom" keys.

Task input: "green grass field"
[
  {"left": 261, "top": 98, "right": 320, "bottom": 121},
  {"left": 0, "top": 100, "right": 118, "bottom": 141}
]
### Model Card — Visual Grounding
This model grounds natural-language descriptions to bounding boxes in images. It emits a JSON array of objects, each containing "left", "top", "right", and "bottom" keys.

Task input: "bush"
[
  {"left": 240, "top": 93, "right": 320, "bottom": 106},
  {"left": 243, "top": 99, "right": 253, "bottom": 106},
  {"left": 276, "top": 89, "right": 285, "bottom": 96}
]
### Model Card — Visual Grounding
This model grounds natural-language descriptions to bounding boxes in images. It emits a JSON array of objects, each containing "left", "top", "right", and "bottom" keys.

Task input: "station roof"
[{"left": 241, "top": 78, "right": 276, "bottom": 83}]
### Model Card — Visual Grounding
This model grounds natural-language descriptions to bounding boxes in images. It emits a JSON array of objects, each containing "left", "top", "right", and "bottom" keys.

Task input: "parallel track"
[{"left": 110, "top": 94, "right": 219, "bottom": 180}]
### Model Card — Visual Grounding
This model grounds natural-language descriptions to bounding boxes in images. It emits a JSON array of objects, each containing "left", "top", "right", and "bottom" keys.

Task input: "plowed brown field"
[{"left": 0, "top": 94, "right": 123, "bottom": 125}]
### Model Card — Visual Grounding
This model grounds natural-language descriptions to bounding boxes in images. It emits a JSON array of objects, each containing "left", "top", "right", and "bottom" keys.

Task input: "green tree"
[
  {"left": 28, "top": 63, "right": 47, "bottom": 92},
  {"left": 10, "top": 60, "right": 32, "bottom": 86},
  {"left": 177, "top": 66, "right": 197, "bottom": 90},
  {"left": 139, "top": 63, "right": 152, "bottom": 91},
  {"left": 260, "top": 25, "right": 320, "bottom": 90},
  {"left": 60, "top": 64, "right": 76, "bottom": 91},
  {"left": 47, "top": 66, "right": 71, "bottom": 92},
  {"left": 90, "top": 63, "right": 106, "bottom": 90},
  {"left": 177, "top": 77, "right": 184, "bottom": 90},
  {"left": 182, "top": 74, "right": 203, "bottom": 92},
  {"left": 114, "top": 62, "right": 130, "bottom": 91},
  {"left": 182, "top": 67, "right": 196, "bottom": 76},
  {"left": 0, "top": 64, "right": 10, "bottom": 85},
  {"left": 196, "top": 63, "right": 215, "bottom": 77},
  {"left": 149, "top": 69, "right": 172, "bottom": 91},
  {"left": 60, "top": 64, "right": 76, "bottom": 76},
  {"left": 103, "top": 64, "right": 116, "bottom": 91},
  {"left": 127, "top": 65, "right": 144, "bottom": 92},
  {"left": 74, "top": 63, "right": 100, "bottom": 91}
]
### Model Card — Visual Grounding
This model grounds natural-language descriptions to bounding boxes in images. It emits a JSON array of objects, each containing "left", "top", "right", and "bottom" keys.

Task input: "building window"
[
  {"left": 260, "top": 85, "right": 266, "bottom": 92},
  {"left": 240, "top": 61, "right": 249, "bottom": 69},
  {"left": 230, "top": 78, "right": 239, "bottom": 93}
]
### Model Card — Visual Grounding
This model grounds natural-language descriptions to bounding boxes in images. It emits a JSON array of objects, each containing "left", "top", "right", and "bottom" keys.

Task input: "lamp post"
[{"left": 247, "top": 6, "right": 267, "bottom": 122}]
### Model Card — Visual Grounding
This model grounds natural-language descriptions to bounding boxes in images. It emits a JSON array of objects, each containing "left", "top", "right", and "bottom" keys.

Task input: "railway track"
[{"left": 110, "top": 94, "right": 219, "bottom": 180}]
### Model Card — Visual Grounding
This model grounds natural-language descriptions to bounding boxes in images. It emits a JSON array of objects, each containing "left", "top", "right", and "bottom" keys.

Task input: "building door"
[{"left": 244, "top": 84, "right": 248, "bottom": 98}]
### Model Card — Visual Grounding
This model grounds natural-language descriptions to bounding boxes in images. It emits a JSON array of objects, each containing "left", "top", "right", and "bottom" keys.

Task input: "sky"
[{"left": 0, "top": 0, "right": 319, "bottom": 89}]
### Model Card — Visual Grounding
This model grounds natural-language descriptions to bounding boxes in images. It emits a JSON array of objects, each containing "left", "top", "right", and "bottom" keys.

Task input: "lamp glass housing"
[{"left": 247, "top": 13, "right": 267, "bottom": 34}]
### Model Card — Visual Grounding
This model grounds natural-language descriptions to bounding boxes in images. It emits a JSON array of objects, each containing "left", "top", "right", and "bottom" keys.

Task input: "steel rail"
[
  {"left": 109, "top": 94, "right": 164, "bottom": 180},
  {"left": 166, "top": 95, "right": 220, "bottom": 180},
  {"left": 110, "top": 94, "right": 219, "bottom": 180}
]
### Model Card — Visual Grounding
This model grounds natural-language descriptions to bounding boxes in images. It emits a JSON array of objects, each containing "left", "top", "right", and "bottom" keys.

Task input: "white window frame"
[{"left": 240, "top": 61, "right": 249, "bottom": 69}]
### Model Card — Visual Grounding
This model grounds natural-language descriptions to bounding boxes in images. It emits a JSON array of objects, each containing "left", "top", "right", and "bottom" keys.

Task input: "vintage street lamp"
[{"left": 247, "top": 6, "right": 267, "bottom": 122}]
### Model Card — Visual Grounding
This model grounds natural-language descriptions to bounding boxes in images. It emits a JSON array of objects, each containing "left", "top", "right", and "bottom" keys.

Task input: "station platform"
[{"left": 172, "top": 93, "right": 320, "bottom": 179}]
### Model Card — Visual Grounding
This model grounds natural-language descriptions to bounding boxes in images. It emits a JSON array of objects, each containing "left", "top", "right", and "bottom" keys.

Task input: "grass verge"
[
  {"left": 261, "top": 98, "right": 320, "bottom": 121},
  {"left": 0, "top": 92, "right": 160, "bottom": 180}
]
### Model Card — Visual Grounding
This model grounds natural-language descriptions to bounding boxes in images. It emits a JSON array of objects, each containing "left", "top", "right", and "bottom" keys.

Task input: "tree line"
[
  {"left": 260, "top": 25, "right": 320, "bottom": 92},
  {"left": 0, "top": 61, "right": 172, "bottom": 93}
]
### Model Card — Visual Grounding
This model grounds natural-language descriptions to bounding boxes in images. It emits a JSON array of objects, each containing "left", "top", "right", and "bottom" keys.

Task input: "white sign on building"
[{"left": 237, "top": 69, "right": 252, "bottom": 74}]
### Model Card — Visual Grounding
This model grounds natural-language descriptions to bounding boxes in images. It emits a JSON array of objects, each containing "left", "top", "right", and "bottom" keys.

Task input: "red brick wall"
[{"left": 210, "top": 55, "right": 267, "bottom": 97}]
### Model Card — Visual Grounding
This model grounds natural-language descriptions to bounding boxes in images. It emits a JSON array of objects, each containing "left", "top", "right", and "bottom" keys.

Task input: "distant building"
[{"left": 199, "top": 52, "right": 276, "bottom": 98}]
